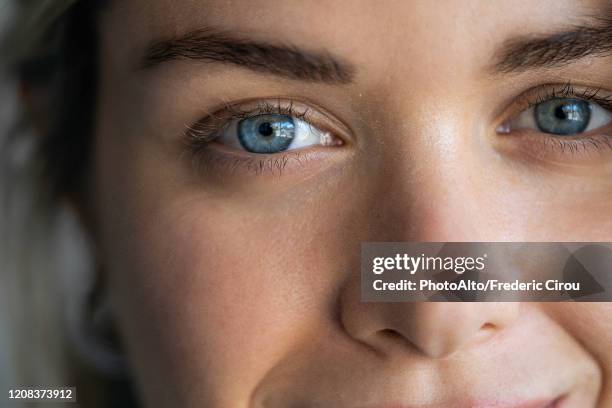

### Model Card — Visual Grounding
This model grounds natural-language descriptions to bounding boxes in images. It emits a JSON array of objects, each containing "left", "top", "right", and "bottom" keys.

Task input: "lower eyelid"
[
  {"left": 495, "top": 128, "right": 612, "bottom": 167},
  {"left": 187, "top": 141, "right": 344, "bottom": 178}
]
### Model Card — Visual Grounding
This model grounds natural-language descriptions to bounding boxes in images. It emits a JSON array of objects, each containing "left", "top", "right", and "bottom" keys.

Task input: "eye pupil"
[
  {"left": 534, "top": 98, "right": 591, "bottom": 135},
  {"left": 258, "top": 122, "right": 274, "bottom": 137},
  {"left": 554, "top": 106, "right": 567, "bottom": 120}
]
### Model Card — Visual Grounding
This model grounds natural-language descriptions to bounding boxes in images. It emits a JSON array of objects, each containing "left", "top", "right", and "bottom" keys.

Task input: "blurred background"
[{"left": 1, "top": 0, "right": 17, "bottom": 391}]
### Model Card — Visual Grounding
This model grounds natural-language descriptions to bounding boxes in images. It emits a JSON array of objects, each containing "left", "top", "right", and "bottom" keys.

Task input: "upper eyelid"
[
  {"left": 224, "top": 98, "right": 353, "bottom": 134},
  {"left": 184, "top": 98, "right": 355, "bottom": 145},
  {"left": 493, "top": 83, "right": 612, "bottom": 126},
  {"left": 184, "top": 102, "right": 317, "bottom": 144},
  {"left": 518, "top": 82, "right": 612, "bottom": 110}
]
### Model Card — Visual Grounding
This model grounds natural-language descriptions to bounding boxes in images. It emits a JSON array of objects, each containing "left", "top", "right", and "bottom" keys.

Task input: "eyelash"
[
  {"left": 185, "top": 100, "right": 313, "bottom": 145},
  {"left": 499, "top": 82, "right": 612, "bottom": 158},
  {"left": 521, "top": 82, "right": 612, "bottom": 112},
  {"left": 183, "top": 100, "right": 326, "bottom": 176},
  {"left": 183, "top": 84, "right": 612, "bottom": 175}
]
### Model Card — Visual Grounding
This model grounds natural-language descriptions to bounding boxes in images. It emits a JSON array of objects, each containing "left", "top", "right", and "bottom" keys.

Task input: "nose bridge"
[
  {"left": 340, "top": 90, "right": 521, "bottom": 360},
  {"left": 407, "top": 173, "right": 474, "bottom": 241},
  {"left": 371, "top": 131, "right": 483, "bottom": 241},
  {"left": 341, "top": 116, "right": 520, "bottom": 359}
]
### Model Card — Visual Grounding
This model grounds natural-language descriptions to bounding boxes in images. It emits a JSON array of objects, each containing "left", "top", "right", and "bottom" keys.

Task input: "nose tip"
[
  {"left": 390, "top": 303, "right": 515, "bottom": 359},
  {"left": 341, "top": 280, "right": 520, "bottom": 359}
]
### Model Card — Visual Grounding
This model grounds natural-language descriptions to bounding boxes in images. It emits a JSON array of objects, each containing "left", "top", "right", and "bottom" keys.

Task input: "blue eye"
[
  {"left": 534, "top": 98, "right": 591, "bottom": 135},
  {"left": 214, "top": 110, "right": 341, "bottom": 154},
  {"left": 502, "top": 96, "right": 612, "bottom": 136},
  {"left": 237, "top": 114, "right": 296, "bottom": 153}
]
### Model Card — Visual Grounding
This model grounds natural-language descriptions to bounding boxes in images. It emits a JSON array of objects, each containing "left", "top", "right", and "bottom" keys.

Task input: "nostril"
[
  {"left": 378, "top": 328, "right": 401, "bottom": 339},
  {"left": 475, "top": 322, "right": 498, "bottom": 343},
  {"left": 376, "top": 328, "right": 416, "bottom": 351},
  {"left": 377, "top": 328, "right": 408, "bottom": 346},
  {"left": 480, "top": 322, "right": 495, "bottom": 331}
]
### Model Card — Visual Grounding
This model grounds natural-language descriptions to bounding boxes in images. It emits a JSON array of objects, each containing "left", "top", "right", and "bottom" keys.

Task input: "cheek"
[
  {"left": 90, "top": 97, "right": 371, "bottom": 404},
  {"left": 94, "top": 168, "right": 367, "bottom": 405},
  {"left": 545, "top": 303, "right": 612, "bottom": 403},
  {"left": 548, "top": 304, "right": 612, "bottom": 367},
  {"left": 108, "top": 206, "right": 307, "bottom": 401}
]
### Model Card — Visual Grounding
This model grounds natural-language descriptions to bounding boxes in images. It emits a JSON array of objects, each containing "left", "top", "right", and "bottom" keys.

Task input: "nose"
[
  {"left": 339, "top": 111, "right": 523, "bottom": 359},
  {"left": 340, "top": 279, "right": 520, "bottom": 358}
]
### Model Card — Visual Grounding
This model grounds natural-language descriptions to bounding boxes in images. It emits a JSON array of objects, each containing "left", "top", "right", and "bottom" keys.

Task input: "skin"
[{"left": 86, "top": 0, "right": 612, "bottom": 406}]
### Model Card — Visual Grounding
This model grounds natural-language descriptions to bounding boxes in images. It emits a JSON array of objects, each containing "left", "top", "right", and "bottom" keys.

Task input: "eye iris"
[
  {"left": 534, "top": 98, "right": 591, "bottom": 135},
  {"left": 238, "top": 114, "right": 295, "bottom": 153}
]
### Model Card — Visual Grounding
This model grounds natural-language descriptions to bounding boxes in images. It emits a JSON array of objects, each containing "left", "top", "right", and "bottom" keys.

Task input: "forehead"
[
  {"left": 99, "top": 0, "right": 606, "bottom": 67},
  {"left": 104, "top": 0, "right": 601, "bottom": 30}
]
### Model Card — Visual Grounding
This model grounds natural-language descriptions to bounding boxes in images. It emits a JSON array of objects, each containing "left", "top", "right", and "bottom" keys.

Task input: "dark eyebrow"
[
  {"left": 140, "top": 28, "right": 355, "bottom": 84},
  {"left": 493, "top": 15, "right": 612, "bottom": 73}
]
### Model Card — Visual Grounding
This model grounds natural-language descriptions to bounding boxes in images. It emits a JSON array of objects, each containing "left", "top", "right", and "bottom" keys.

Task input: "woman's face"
[{"left": 89, "top": 0, "right": 612, "bottom": 406}]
